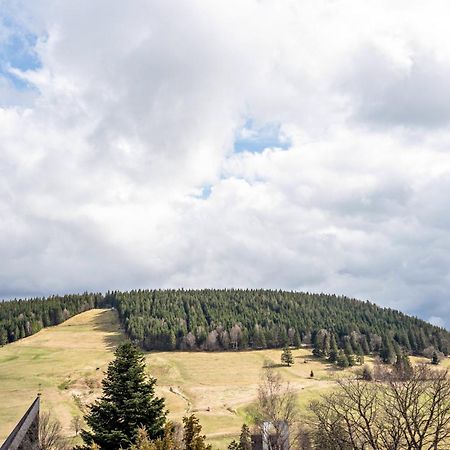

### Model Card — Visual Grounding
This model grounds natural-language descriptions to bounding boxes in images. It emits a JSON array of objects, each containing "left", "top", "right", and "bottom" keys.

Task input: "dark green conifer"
[
  {"left": 328, "top": 335, "right": 339, "bottom": 363},
  {"left": 431, "top": 351, "right": 440, "bottom": 365},
  {"left": 79, "top": 342, "right": 166, "bottom": 449},
  {"left": 380, "top": 336, "right": 396, "bottom": 364},
  {"left": 293, "top": 332, "right": 301, "bottom": 349},
  {"left": 183, "top": 414, "right": 212, "bottom": 450},
  {"left": 281, "top": 346, "right": 294, "bottom": 367},
  {"left": 337, "top": 350, "right": 349, "bottom": 368},
  {"left": 239, "top": 424, "right": 252, "bottom": 450}
]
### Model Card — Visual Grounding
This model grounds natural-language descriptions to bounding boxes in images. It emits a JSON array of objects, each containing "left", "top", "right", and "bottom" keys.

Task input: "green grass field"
[{"left": 0, "top": 309, "right": 446, "bottom": 448}]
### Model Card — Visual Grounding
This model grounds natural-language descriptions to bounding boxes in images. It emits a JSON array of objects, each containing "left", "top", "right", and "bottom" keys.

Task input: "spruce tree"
[
  {"left": 328, "top": 336, "right": 338, "bottom": 363},
  {"left": 182, "top": 415, "right": 212, "bottom": 450},
  {"left": 227, "top": 424, "right": 252, "bottom": 450},
  {"left": 239, "top": 424, "right": 252, "bottom": 450},
  {"left": 293, "top": 332, "right": 301, "bottom": 349},
  {"left": 360, "top": 335, "right": 370, "bottom": 355},
  {"left": 80, "top": 342, "right": 166, "bottom": 449},
  {"left": 337, "top": 350, "right": 349, "bottom": 368},
  {"left": 380, "top": 336, "right": 395, "bottom": 364},
  {"left": 281, "top": 347, "right": 294, "bottom": 367},
  {"left": 431, "top": 351, "right": 440, "bottom": 365},
  {"left": 393, "top": 351, "right": 413, "bottom": 380}
]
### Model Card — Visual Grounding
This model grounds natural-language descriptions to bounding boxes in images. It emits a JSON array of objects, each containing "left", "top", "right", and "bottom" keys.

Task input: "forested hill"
[
  {"left": 109, "top": 289, "right": 450, "bottom": 357},
  {"left": 0, "top": 289, "right": 448, "bottom": 359}
]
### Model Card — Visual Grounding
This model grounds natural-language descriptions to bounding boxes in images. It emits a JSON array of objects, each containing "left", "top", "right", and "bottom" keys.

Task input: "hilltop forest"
[
  {"left": 0, "top": 289, "right": 448, "bottom": 360},
  {"left": 110, "top": 290, "right": 449, "bottom": 359}
]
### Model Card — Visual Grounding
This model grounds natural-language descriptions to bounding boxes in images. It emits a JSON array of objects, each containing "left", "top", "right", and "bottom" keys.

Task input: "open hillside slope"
[
  {"left": 0, "top": 309, "right": 355, "bottom": 448},
  {"left": 0, "top": 309, "right": 448, "bottom": 449},
  {"left": 0, "top": 309, "right": 123, "bottom": 444}
]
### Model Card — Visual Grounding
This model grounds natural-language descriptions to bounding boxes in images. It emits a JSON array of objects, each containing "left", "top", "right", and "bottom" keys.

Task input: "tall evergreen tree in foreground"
[{"left": 79, "top": 342, "right": 166, "bottom": 449}]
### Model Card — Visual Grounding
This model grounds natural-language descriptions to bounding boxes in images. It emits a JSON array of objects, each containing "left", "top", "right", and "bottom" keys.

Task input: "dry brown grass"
[
  {"left": 0, "top": 309, "right": 123, "bottom": 445},
  {"left": 1, "top": 309, "right": 447, "bottom": 449}
]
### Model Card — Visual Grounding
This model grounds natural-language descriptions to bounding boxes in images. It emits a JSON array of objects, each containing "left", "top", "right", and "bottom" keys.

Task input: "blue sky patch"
[
  {"left": 200, "top": 184, "right": 212, "bottom": 199},
  {"left": 0, "top": 16, "right": 41, "bottom": 91},
  {"left": 233, "top": 119, "right": 291, "bottom": 153}
]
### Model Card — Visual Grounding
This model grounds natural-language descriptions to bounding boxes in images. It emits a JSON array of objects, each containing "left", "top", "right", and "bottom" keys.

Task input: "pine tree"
[
  {"left": 337, "top": 350, "right": 349, "bottom": 368},
  {"left": 380, "top": 336, "right": 395, "bottom": 364},
  {"left": 360, "top": 335, "right": 370, "bottom": 355},
  {"left": 281, "top": 347, "right": 294, "bottom": 367},
  {"left": 393, "top": 351, "right": 413, "bottom": 380},
  {"left": 130, "top": 428, "right": 156, "bottom": 450},
  {"left": 79, "top": 342, "right": 166, "bottom": 449},
  {"left": 293, "top": 332, "right": 301, "bottom": 349},
  {"left": 182, "top": 415, "right": 212, "bottom": 450},
  {"left": 328, "top": 335, "right": 338, "bottom": 363},
  {"left": 239, "top": 424, "right": 252, "bottom": 450},
  {"left": 344, "top": 339, "right": 353, "bottom": 357},
  {"left": 431, "top": 351, "right": 440, "bottom": 365},
  {"left": 323, "top": 333, "right": 331, "bottom": 357},
  {"left": 347, "top": 353, "right": 356, "bottom": 367}
]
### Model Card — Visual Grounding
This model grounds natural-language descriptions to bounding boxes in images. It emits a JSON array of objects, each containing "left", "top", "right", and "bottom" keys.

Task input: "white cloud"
[{"left": 0, "top": 0, "right": 449, "bottom": 327}]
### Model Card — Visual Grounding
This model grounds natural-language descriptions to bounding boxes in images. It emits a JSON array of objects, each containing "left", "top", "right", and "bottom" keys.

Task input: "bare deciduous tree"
[
  {"left": 310, "top": 365, "right": 450, "bottom": 450},
  {"left": 39, "top": 411, "right": 70, "bottom": 450},
  {"left": 71, "top": 415, "right": 82, "bottom": 436},
  {"left": 250, "top": 367, "right": 300, "bottom": 449},
  {"left": 205, "top": 330, "right": 219, "bottom": 351},
  {"left": 230, "top": 324, "right": 242, "bottom": 350}
]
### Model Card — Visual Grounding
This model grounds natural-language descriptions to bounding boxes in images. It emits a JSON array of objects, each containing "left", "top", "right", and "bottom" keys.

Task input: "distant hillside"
[
  {"left": 109, "top": 289, "right": 450, "bottom": 356},
  {"left": 0, "top": 289, "right": 448, "bottom": 358}
]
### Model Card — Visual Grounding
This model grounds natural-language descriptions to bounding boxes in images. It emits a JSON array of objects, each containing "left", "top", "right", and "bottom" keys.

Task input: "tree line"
[
  {"left": 109, "top": 289, "right": 449, "bottom": 357},
  {"left": 0, "top": 289, "right": 448, "bottom": 361}
]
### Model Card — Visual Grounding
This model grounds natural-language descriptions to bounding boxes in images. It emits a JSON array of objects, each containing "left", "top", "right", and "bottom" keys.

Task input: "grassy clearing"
[
  {"left": 0, "top": 309, "right": 447, "bottom": 449},
  {"left": 144, "top": 349, "right": 364, "bottom": 447},
  {"left": 0, "top": 309, "right": 123, "bottom": 445}
]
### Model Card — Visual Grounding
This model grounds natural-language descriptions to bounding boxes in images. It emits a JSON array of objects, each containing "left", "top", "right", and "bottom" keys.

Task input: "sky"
[{"left": 0, "top": 0, "right": 449, "bottom": 329}]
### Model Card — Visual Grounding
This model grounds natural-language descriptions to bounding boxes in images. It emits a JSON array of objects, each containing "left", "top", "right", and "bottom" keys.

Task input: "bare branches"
[
  {"left": 250, "top": 367, "right": 300, "bottom": 449},
  {"left": 39, "top": 411, "right": 70, "bottom": 450},
  {"left": 309, "top": 366, "right": 450, "bottom": 450}
]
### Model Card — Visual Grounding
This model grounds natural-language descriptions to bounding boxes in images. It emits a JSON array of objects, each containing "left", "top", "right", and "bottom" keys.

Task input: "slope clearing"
[
  {"left": 0, "top": 309, "right": 446, "bottom": 449},
  {"left": 0, "top": 309, "right": 123, "bottom": 445}
]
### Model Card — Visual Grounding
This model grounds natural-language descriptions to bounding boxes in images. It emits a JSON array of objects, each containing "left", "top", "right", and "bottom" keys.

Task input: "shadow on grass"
[
  {"left": 262, "top": 362, "right": 286, "bottom": 369},
  {"left": 90, "top": 309, "right": 125, "bottom": 351}
]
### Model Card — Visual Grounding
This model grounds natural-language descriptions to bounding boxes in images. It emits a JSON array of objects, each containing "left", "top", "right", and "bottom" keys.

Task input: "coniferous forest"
[
  {"left": 0, "top": 289, "right": 448, "bottom": 359},
  {"left": 110, "top": 289, "right": 449, "bottom": 357}
]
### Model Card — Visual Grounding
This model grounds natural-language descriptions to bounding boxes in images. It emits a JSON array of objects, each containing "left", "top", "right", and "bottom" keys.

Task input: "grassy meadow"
[
  {"left": 0, "top": 309, "right": 123, "bottom": 446},
  {"left": 0, "top": 309, "right": 446, "bottom": 448}
]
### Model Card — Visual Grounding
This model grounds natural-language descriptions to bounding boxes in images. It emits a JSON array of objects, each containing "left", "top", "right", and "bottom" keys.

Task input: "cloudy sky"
[{"left": 0, "top": 0, "right": 449, "bottom": 328}]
